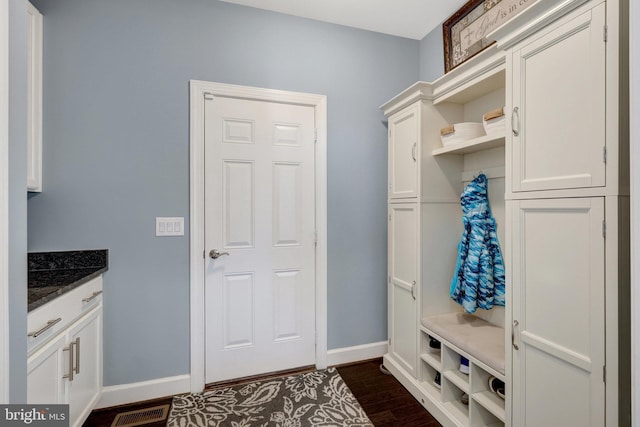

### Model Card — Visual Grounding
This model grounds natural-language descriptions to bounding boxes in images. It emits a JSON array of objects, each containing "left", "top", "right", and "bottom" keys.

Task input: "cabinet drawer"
[{"left": 28, "top": 276, "right": 103, "bottom": 355}]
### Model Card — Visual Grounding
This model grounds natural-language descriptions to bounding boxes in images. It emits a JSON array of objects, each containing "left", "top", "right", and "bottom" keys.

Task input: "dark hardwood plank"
[{"left": 337, "top": 359, "right": 443, "bottom": 427}]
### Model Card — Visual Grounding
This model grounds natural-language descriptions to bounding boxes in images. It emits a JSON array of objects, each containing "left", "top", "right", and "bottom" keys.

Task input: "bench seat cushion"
[{"left": 421, "top": 312, "right": 505, "bottom": 375}]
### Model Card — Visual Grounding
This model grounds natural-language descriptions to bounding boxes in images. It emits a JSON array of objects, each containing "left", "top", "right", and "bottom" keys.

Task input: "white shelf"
[
  {"left": 432, "top": 132, "right": 506, "bottom": 156},
  {"left": 444, "top": 400, "right": 470, "bottom": 426},
  {"left": 432, "top": 45, "right": 506, "bottom": 105},
  {"left": 420, "top": 352, "right": 442, "bottom": 371},
  {"left": 473, "top": 391, "right": 506, "bottom": 422},
  {"left": 444, "top": 369, "right": 470, "bottom": 393},
  {"left": 420, "top": 380, "right": 443, "bottom": 401}
]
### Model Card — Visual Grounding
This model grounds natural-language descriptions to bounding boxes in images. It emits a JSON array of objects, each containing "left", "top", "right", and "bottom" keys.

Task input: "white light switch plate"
[{"left": 156, "top": 217, "right": 184, "bottom": 236}]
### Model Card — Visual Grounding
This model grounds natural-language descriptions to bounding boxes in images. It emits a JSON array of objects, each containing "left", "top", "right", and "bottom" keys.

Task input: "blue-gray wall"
[
  {"left": 9, "top": 0, "right": 28, "bottom": 403},
  {"left": 27, "top": 0, "right": 419, "bottom": 386},
  {"left": 420, "top": 25, "right": 445, "bottom": 82}
]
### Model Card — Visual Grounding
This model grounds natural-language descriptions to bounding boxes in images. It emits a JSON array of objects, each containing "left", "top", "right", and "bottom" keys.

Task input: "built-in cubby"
[
  {"left": 419, "top": 326, "right": 505, "bottom": 427},
  {"left": 382, "top": 41, "right": 508, "bottom": 427}
]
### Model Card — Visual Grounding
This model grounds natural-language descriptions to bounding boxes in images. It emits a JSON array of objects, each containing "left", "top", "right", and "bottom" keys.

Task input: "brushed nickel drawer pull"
[
  {"left": 28, "top": 317, "right": 62, "bottom": 338},
  {"left": 82, "top": 290, "right": 103, "bottom": 303}
]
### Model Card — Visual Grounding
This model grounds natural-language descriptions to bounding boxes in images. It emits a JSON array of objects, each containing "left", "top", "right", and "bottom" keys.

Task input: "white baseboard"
[
  {"left": 96, "top": 374, "right": 190, "bottom": 409},
  {"left": 327, "top": 341, "right": 388, "bottom": 366},
  {"left": 96, "top": 343, "right": 386, "bottom": 410}
]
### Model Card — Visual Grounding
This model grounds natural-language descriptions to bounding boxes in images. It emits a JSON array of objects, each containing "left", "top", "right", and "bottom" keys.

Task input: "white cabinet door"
[
  {"left": 388, "top": 204, "right": 418, "bottom": 377},
  {"left": 26, "top": 1, "right": 42, "bottom": 192},
  {"left": 27, "top": 332, "right": 67, "bottom": 404},
  {"left": 27, "top": 305, "right": 102, "bottom": 427},
  {"left": 511, "top": 197, "right": 605, "bottom": 426},
  {"left": 388, "top": 104, "right": 419, "bottom": 199},
  {"left": 67, "top": 307, "right": 102, "bottom": 427},
  {"left": 511, "top": 3, "right": 605, "bottom": 192}
]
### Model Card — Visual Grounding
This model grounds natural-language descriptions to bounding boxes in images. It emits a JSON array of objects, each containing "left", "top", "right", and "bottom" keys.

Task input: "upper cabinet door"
[
  {"left": 27, "top": 1, "right": 43, "bottom": 192},
  {"left": 511, "top": 3, "right": 605, "bottom": 193},
  {"left": 388, "top": 104, "right": 419, "bottom": 200}
]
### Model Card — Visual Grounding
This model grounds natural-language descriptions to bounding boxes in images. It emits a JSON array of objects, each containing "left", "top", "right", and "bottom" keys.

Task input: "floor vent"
[{"left": 111, "top": 404, "right": 170, "bottom": 427}]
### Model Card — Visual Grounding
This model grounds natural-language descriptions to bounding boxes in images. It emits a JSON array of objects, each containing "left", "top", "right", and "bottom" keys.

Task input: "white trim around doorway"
[{"left": 188, "top": 80, "right": 328, "bottom": 393}]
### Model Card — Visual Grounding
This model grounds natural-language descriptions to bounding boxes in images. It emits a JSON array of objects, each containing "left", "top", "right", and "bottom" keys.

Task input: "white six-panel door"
[
  {"left": 204, "top": 95, "right": 316, "bottom": 383},
  {"left": 511, "top": 197, "right": 605, "bottom": 426}
]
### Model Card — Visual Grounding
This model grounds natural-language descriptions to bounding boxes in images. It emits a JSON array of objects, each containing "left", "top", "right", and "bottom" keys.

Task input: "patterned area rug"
[{"left": 167, "top": 367, "right": 373, "bottom": 427}]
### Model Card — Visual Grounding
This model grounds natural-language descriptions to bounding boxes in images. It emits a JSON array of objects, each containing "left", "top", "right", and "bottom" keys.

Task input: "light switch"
[{"left": 156, "top": 217, "right": 184, "bottom": 236}]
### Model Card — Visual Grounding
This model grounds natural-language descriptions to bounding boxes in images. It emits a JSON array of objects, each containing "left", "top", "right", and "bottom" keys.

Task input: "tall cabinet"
[{"left": 381, "top": 0, "right": 629, "bottom": 426}]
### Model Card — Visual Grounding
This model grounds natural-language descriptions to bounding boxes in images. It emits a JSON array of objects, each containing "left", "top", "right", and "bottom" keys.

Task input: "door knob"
[{"left": 209, "top": 249, "right": 230, "bottom": 259}]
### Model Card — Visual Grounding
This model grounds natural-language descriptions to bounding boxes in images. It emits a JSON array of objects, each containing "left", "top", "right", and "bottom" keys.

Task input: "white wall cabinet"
[
  {"left": 388, "top": 203, "right": 418, "bottom": 376},
  {"left": 388, "top": 106, "right": 420, "bottom": 199},
  {"left": 380, "top": 1, "right": 628, "bottom": 426},
  {"left": 511, "top": 3, "right": 606, "bottom": 193},
  {"left": 511, "top": 197, "right": 605, "bottom": 426},
  {"left": 27, "top": 277, "right": 103, "bottom": 427},
  {"left": 26, "top": 1, "right": 42, "bottom": 192}
]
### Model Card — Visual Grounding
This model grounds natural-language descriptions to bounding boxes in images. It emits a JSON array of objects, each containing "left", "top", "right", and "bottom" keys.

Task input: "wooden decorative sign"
[{"left": 443, "top": 0, "right": 536, "bottom": 72}]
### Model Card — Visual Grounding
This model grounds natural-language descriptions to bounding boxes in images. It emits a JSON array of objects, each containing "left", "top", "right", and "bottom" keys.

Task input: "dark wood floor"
[{"left": 83, "top": 358, "right": 442, "bottom": 426}]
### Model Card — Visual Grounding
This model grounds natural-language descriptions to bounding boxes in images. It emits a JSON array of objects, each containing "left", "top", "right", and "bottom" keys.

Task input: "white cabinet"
[
  {"left": 27, "top": 277, "right": 103, "bottom": 427},
  {"left": 382, "top": 47, "right": 508, "bottom": 427},
  {"left": 388, "top": 105, "right": 420, "bottom": 199},
  {"left": 27, "top": 333, "right": 67, "bottom": 405},
  {"left": 510, "top": 197, "right": 605, "bottom": 427},
  {"left": 380, "top": 1, "right": 628, "bottom": 426},
  {"left": 511, "top": 3, "right": 606, "bottom": 193},
  {"left": 67, "top": 308, "right": 102, "bottom": 426},
  {"left": 26, "top": 1, "right": 42, "bottom": 192},
  {"left": 388, "top": 203, "right": 418, "bottom": 376}
]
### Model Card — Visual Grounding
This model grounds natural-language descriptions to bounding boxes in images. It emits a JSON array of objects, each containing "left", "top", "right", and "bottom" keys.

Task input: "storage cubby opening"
[
  {"left": 419, "top": 360, "right": 443, "bottom": 400},
  {"left": 420, "top": 350, "right": 442, "bottom": 372},
  {"left": 442, "top": 344, "right": 466, "bottom": 373},
  {"left": 470, "top": 400, "right": 505, "bottom": 427},
  {"left": 442, "top": 377, "right": 471, "bottom": 425},
  {"left": 470, "top": 363, "right": 504, "bottom": 394}
]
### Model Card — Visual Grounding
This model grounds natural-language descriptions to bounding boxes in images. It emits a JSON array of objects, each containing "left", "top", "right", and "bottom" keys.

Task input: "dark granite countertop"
[{"left": 28, "top": 250, "right": 108, "bottom": 312}]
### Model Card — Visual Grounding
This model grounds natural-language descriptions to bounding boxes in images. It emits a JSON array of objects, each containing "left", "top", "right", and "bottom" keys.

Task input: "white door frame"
[
  {"left": 0, "top": 0, "right": 10, "bottom": 404},
  {"left": 189, "top": 80, "right": 327, "bottom": 393}
]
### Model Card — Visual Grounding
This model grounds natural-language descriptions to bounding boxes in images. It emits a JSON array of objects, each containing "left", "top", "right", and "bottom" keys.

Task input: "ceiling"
[{"left": 218, "top": 0, "right": 469, "bottom": 40}]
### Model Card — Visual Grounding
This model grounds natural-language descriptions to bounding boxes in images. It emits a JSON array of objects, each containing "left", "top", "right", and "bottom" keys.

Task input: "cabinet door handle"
[
  {"left": 411, "top": 281, "right": 417, "bottom": 300},
  {"left": 63, "top": 341, "right": 75, "bottom": 381},
  {"left": 512, "top": 320, "right": 520, "bottom": 350},
  {"left": 82, "top": 290, "right": 103, "bottom": 303},
  {"left": 512, "top": 107, "right": 520, "bottom": 136},
  {"left": 74, "top": 337, "right": 80, "bottom": 375},
  {"left": 28, "top": 317, "right": 62, "bottom": 338},
  {"left": 411, "top": 143, "right": 417, "bottom": 162}
]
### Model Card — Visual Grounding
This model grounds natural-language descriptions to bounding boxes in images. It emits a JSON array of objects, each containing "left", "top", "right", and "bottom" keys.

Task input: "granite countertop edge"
[
  {"left": 28, "top": 267, "right": 108, "bottom": 312},
  {"left": 28, "top": 249, "right": 108, "bottom": 313}
]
